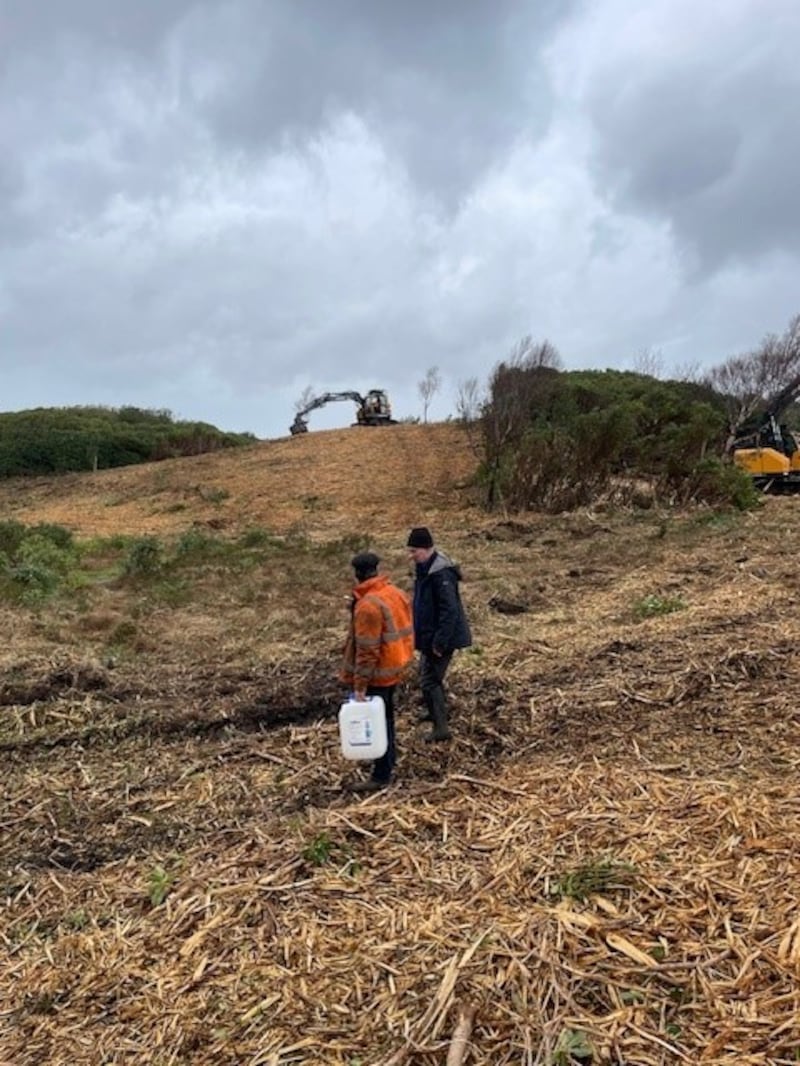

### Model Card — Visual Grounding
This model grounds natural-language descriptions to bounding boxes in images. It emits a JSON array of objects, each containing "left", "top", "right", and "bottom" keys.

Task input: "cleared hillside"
[
  {"left": 1, "top": 423, "right": 799, "bottom": 1065},
  {"left": 0, "top": 422, "right": 481, "bottom": 539}
]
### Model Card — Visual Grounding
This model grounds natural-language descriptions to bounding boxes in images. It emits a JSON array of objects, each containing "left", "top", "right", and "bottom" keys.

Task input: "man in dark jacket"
[{"left": 406, "top": 526, "right": 472, "bottom": 742}]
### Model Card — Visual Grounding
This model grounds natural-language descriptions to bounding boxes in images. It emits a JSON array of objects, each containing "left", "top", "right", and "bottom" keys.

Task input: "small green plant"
[
  {"left": 553, "top": 1027, "right": 593, "bottom": 1064},
  {"left": 552, "top": 857, "right": 636, "bottom": 901},
  {"left": 63, "top": 908, "right": 90, "bottom": 931},
  {"left": 633, "top": 593, "right": 686, "bottom": 620},
  {"left": 148, "top": 864, "right": 174, "bottom": 907},
  {"left": 620, "top": 989, "right": 646, "bottom": 1005},
  {"left": 303, "top": 831, "right": 335, "bottom": 866}
]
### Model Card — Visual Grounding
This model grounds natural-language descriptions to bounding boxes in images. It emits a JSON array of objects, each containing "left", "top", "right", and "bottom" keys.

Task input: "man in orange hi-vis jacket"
[{"left": 340, "top": 551, "right": 414, "bottom": 792}]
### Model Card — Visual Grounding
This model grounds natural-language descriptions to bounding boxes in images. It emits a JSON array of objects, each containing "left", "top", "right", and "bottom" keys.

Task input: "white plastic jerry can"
[{"left": 338, "top": 695, "right": 387, "bottom": 760}]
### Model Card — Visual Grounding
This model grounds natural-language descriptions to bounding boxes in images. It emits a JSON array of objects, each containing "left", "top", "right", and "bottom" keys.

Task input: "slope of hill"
[
  {"left": 0, "top": 422, "right": 481, "bottom": 539},
  {"left": 1, "top": 423, "right": 799, "bottom": 1065}
]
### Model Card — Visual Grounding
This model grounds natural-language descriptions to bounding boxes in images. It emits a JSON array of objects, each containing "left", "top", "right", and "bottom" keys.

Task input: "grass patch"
[
  {"left": 633, "top": 593, "right": 687, "bottom": 620},
  {"left": 550, "top": 857, "right": 637, "bottom": 901},
  {"left": 303, "top": 831, "right": 336, "bottom": 866}
]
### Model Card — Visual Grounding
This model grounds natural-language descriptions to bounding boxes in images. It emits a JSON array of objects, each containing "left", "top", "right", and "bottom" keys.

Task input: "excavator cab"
[
  {"left": 356, "top": 389, "right": 392, "bottom": 425},
  {"left": 733, "top": 409, "right": 800, "bottom": 491}
]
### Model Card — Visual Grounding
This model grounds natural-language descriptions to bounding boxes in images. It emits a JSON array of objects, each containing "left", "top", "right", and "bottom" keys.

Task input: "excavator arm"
[
  {"left": 734, "top": 373, "right": 800, "bottom": 448},
  {"left": 290, "top": 391, "right": 366, "bottom": 435}
]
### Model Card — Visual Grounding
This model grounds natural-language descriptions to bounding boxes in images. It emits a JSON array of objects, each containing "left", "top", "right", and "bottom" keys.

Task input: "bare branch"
[
  {"left": 294, "top": 385, "right": 316, "bottom": 413},
  {"left": 633, "top": 346, "right": 664, "bottom": 379},
  {"left": 454, "top": 376, "right": 483, "bottom": 423}
]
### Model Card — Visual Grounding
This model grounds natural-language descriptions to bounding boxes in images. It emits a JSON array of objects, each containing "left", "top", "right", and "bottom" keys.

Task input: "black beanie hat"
[
  {"left": 351, "top": 551, "right": 380, "bottom": 578},
  {"left": 407, "top": 527, "right": 434, "bottom": 549}
]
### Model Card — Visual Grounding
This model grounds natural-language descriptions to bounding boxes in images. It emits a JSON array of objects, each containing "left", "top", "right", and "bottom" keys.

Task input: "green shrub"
[
  {"left": 124, "top": 536, "right": 163, "bottom": 576},
  {"left": 17, "top": 534, "right": 72, "bottom": 573},
  {"left": 0, "top": 520, "right": 27, "bottom": 557},
  {"left": 480, "top": 363, "right": 730, "bottom": 512},
  {"left": 175, "top": 528, "right": 218, "bottom": 557},
  {"left": 31, "top": 523, "right": 74, "bottom": 549},
  {"left": 685, "top": 457, "right": 761, "bottom": 511},
  {"left": 7, "top": 560, "right": 60, "bottom": 602}
]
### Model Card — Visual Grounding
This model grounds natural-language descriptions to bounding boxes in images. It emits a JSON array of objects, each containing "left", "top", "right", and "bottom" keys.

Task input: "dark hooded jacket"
[{"left": 412, "top": 550, "right": 472, "bottom": 654}]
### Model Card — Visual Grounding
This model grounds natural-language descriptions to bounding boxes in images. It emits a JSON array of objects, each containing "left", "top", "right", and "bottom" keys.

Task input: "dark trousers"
[
  {"left": 419, "top": 651, "right": 453, "bottom": 707},
  {"left": 366, "top": 684, "right": 396, "bottom": 783}
]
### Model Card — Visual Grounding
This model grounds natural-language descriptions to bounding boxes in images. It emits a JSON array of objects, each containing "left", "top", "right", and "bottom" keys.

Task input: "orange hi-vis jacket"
[{"left": 340, "top": 575, "right": 414, "bottom": 692}]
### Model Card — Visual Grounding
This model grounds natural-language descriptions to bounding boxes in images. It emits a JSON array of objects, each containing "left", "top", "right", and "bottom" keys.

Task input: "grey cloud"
[
  {"left": 585, "top": 20, "right": 800, "bottom": 270},
  {"left": 185, "top": 0, "right": 572, "bottom": 202},
  {"left": 2, "top": 0, "right": 572, "bottom": 218},
  {"left": 0, "top": 0, "right": 198, "bottom": 60}
]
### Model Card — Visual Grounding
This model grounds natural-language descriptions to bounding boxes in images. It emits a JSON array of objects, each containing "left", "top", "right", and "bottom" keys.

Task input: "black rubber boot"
[
  {"left": 417, "top": 692, "right": 433, "bottom": 723},
  {"left": 423, "top": 688, "right": 451, "bottom": 742}
]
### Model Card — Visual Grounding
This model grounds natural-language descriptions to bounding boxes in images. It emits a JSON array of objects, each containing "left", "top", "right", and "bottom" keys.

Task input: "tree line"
[{"left": 0, "top": 406, "right": 255, "bottom": 478}]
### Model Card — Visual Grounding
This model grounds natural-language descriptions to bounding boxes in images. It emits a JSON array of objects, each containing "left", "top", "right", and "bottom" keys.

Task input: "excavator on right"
[{"left": 732, "top": 373, "right": 800, "bottom": 492}]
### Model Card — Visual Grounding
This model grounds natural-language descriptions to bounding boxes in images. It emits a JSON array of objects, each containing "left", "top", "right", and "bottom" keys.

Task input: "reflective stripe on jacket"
[{"left": 340, "top": 575, "right": 414, "bottom": 689}]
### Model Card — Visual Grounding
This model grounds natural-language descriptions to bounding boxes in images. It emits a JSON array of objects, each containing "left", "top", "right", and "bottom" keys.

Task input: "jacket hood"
[
  {"left": 427, "top": 551, "right": 463, "bottom": 581},
  {"left": 352, "top": 574, "right": 389, "bottom": 599}
]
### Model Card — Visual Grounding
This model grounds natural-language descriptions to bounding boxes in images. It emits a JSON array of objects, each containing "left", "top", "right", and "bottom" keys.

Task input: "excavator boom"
[{"left": 290, "top": 389, "right": 395, "bottom": 435}]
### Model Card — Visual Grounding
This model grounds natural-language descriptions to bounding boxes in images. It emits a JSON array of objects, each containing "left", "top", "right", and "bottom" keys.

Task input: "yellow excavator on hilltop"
[{"left": 732, "top": 374, "right": 800, "bottom": 492}]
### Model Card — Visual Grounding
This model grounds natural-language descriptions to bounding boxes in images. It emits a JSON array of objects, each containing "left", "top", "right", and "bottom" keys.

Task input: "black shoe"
[
  {"left": 418, "top": 692, "right": 433, "bottom": 722},
  {"left": 424, "top": 689, "right": 451, "bottom": 742},
  {"left": 423, "top": 727, "right": 452, "bottom": 743},
  {"left": 351, "top": 778, "right": 389, "bottom": 794}
]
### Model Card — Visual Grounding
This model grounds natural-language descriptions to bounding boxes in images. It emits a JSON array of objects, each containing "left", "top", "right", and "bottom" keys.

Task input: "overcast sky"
[{"left": 2, "top": 0, "right": 799, "bottom": 438}]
